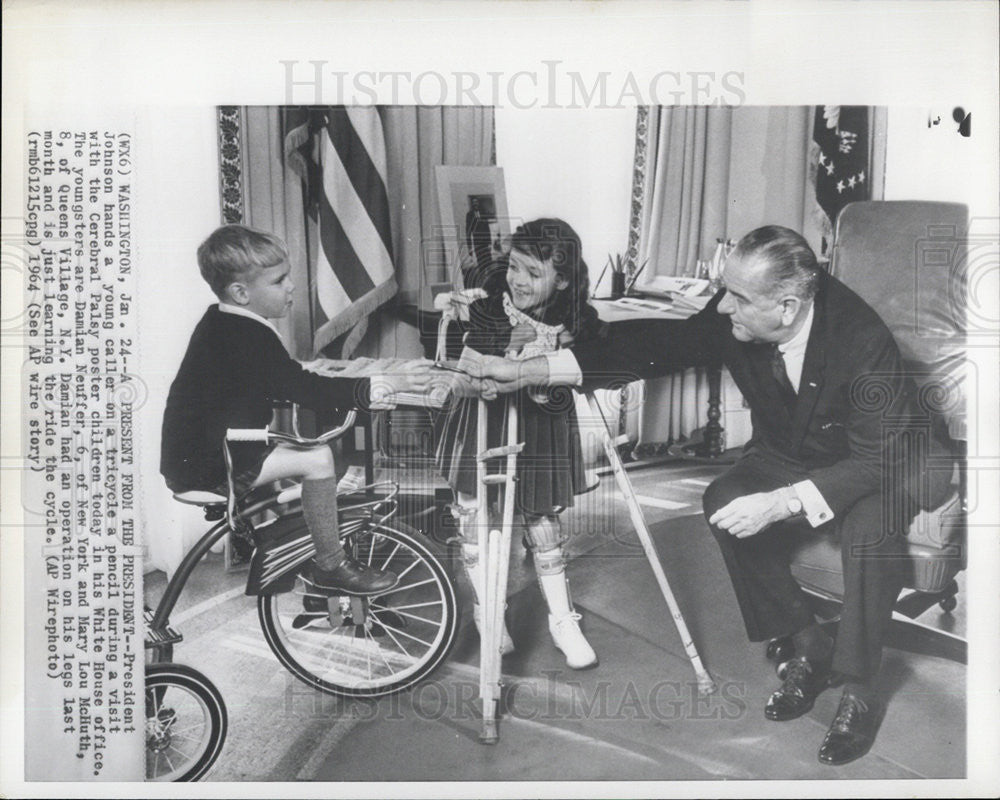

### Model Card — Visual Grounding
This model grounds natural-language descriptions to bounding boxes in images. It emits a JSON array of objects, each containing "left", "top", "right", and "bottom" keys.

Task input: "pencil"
[
  {"left": 624, "top": 259, "right": 648, "bottom": 294},
  {"left": 433, "top": 361, "right": 472, "bottom": 376},
  {"left": 591, "top": 256, "right": 611, "bottom": 298}
]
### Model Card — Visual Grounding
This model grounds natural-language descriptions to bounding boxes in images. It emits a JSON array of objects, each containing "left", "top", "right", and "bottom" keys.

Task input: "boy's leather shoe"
[
  {"left": 818, "top": 688, "right": 884, "bottom": 765},
  {"left": 764, "top": 656, "right": 833, "bottom": 721},
  {"left": 311, "top": 559, "right": 399, "bottom": 596}
]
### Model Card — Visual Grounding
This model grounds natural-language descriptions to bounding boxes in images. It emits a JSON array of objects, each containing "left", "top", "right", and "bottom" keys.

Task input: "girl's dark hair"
[{"left": 508, "top": 218, "right": 593, "bottom": 338}]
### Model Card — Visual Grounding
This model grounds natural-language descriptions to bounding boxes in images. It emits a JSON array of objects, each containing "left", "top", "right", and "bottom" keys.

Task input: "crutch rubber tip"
[
  {"left": 479, "top": 721, "right": 499, "bottom": 745},
  {"left": 696, "top": 674, "right": 718, "bottom": 696}
]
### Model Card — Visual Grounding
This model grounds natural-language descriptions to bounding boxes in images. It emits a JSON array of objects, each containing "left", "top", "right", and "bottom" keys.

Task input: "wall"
[
  {"left": 883, "top": 106, "right": 998, "bottom": 223},
  {"left": 882, "top": 105, "right": 999, "bottom": 459},
  {"left": 495, "top": 108, "right": 638, "bottom": 290},
  {"left": 134, "top": 108, "right": 223, "bottom": 572},
  {"left": 495, "top": 107, "right": 641, "bottom": 449}
]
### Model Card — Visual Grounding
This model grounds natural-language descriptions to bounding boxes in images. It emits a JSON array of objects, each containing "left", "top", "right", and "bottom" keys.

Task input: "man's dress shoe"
[
  {"left": 818, "top": 688, "right": 884, "bottom": 765},
  {"left": 764, "top": 656, "right": 832, "bottom": 721}
]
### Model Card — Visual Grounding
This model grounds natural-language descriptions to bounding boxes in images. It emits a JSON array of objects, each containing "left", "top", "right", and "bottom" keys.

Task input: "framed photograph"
[{"left": 434, "top": 165, "right": 513, "bottom": 291}]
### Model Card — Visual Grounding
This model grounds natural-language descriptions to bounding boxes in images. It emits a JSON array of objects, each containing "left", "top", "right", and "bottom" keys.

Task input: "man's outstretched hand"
[
  {"left": 472, "top": 354, "right": 549, "bottom": 393},
  {"left": 434, "top": 370, "right": 499, "bottom": 400},
  {"left": 708, "top": 489, "right": 792, "bottom": 538}
]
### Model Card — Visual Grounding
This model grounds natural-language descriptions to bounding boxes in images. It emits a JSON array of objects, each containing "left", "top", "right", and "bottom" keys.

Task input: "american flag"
[{"left": 285, "top": 107, "right": 396, "bottom": 357}]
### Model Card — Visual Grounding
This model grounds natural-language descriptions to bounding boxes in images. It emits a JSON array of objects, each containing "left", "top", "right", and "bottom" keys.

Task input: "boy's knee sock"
[{"left": 301, "top": 477, "right": 347, "bottom": 570}]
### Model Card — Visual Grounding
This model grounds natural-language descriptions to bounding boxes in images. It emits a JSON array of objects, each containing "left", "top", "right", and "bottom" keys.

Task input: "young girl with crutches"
[{"left": 436, "top": 218, "right": 601, "bottom": 669}]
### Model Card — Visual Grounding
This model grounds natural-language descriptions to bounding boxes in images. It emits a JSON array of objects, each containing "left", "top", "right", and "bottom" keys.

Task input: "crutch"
[
  {"left": 475, "top": 395, "right": 521, "bottom": 743},
  {"left": 585, "top": 392, "right": 716, "bottom": 696},
  {"left": 435, "top": 293, "right": 523, "bottom": 742}
]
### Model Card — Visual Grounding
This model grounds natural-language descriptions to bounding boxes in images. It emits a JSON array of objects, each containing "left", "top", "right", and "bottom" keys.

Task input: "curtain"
[
  {"left": 637, "top": 106, "right": 734, "bottom": 274},
  {"left": 359, "top": 106, "right": 493, "bottom": 358},
  {"left": 214, "top": 106, "right": 495, "bottom": 361},
  {"left": 635, "top": 106, "right": 884, "bottom": 450},
  {"left": 243, "top": 108, "right": 315, "bottom": 357}
]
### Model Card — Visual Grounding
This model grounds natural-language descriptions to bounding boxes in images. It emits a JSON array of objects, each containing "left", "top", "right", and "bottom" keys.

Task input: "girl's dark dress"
[{"left": 435, "top": 292, "right": 597, "bottom": 515}]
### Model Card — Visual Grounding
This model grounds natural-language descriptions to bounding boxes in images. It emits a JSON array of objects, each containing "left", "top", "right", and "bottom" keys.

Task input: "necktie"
[{"left": 769, "top": 344, "right": 797, "bottom": 410}]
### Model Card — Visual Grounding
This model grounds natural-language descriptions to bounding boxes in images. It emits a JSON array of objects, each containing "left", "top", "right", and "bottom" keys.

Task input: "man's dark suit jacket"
[{"left": 575, "top": 271, "right": 945, "bottom": 515}]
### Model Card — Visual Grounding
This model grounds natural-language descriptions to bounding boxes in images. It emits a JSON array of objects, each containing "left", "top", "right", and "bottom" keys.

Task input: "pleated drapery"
[{"left": 634, "top": 106, "right": 835, "bottom": 450}]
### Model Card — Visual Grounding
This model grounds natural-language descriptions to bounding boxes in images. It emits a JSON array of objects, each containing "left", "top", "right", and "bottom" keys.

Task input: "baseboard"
[{"left": 595, "top": 447, "right": 741, "bottom": 477}]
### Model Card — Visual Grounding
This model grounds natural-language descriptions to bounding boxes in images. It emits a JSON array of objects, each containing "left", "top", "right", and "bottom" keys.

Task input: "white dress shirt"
[
  {"left": 776, "top": 302, "right": 813, "bottom": 392},
  {"left": 779, "top": 303, "right": 835, "bottom": 527},
  {"left": 218, "top": 302, "right": 283, "bottom": 338},
  {"left": 543, "top": 349, "right": 584, "bottom": 386}
]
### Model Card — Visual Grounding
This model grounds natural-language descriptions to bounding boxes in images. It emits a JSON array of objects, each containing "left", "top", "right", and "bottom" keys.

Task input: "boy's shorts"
[{"left": 167, "top": 442, "right": 278, "bottom": 499}]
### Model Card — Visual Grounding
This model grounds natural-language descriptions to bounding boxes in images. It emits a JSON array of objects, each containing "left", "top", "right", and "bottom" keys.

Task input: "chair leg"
[
  {"left": 884, "top": 613, "right": 967, "bottom": 664},
  {"left": 893, "top": 580, "right": 960, "bottom": 620},
  {"left": 791, "top": 584, "right": 966, "bottom": 667}
]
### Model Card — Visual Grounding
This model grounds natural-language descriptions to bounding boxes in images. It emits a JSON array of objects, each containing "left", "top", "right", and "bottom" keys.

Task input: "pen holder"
[{"left": 610, "top": 271, "right": 626, "bottom": 299}]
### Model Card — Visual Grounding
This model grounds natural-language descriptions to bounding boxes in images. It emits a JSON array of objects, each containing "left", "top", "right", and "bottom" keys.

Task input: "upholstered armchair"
[{"left": 771, "top": 201, "right": 969, "bottom": 667}]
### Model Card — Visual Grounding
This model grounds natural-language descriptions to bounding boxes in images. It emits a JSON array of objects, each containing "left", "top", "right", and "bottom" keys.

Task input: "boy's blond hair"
[{"left": 197, "top": 224, "right": 288, "bottom": 295}]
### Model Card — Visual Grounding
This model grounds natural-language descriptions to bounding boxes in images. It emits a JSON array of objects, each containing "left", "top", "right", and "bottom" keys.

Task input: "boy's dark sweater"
[{"left": 160, "top": 306, "right": 371, "bottom": 492}]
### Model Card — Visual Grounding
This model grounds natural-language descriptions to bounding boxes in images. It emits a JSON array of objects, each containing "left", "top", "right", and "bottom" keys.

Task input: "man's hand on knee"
[{"left": 709, "top": 487, "right": 797, "bottom": 538}]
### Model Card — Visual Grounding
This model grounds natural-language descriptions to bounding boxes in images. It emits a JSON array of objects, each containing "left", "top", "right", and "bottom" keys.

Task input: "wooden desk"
[
  {"left": 395, "top": 297, "right": 725, "bottom": 458},
  {"left": 590, "top": 298, "right": 725, "bottom": 458}
]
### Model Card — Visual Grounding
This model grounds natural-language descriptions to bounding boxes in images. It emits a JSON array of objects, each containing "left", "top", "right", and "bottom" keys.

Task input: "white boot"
[
  {"left": 463, "top": 546, "right": 514, "bottom": 656},
  {"left": 538, "top": 571, "right": 597, "bottom": 669}
]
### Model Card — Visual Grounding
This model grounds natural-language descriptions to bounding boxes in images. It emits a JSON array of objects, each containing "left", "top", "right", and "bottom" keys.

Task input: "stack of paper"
[
  {"left": 637, "top": 275, "right": 710, "bottom": 298},
  {"left": 609, "top": 296, "right": 676, "bottom": 313},
  {"left": 670, "top": 293, "right": 713, "bottom": 312}
]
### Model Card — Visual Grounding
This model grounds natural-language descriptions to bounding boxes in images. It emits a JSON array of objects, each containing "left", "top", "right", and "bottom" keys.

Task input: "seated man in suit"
[{"left": 474, "top": 225, "right": 943, "bottom": 765}]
